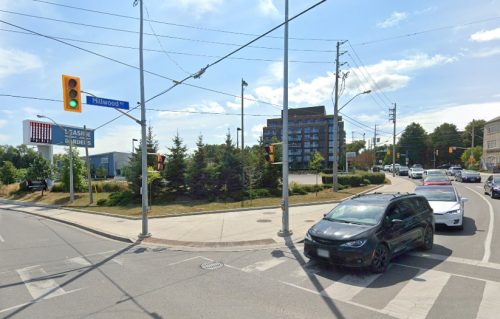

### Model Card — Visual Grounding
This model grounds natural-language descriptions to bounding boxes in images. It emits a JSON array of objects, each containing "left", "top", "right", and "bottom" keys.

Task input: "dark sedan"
[
  {"left": 484, "top": 175, "right": 500, "bottom": 198},
  {"left": 304, "top": 193, "right": 434, "bottom": 273},
  {"left": 456, "top": 170, "right": 481, "bottom": 183}
]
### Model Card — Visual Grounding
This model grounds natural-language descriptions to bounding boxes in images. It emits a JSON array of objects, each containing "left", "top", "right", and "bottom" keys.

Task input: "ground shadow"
[{"left": 435, "top": 216, "right": 477, "bottom": 237}]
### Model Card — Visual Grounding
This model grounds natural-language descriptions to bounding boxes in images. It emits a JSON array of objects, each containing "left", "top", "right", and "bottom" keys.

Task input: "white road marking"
[
  {"left": 320, "top": 273, "right": 381, "bottom": 302},
  {"left": 0, "top": 288, "right": 83, "bottom": 314},
  {"left": 383, "top": 269, "right": 450, "bottom": 319},
  {"left": 462, "top": 186, "right": 495, "bottom": 262},
  {"left": 0, "top": 234, "right": 4, "bottom": 242},
  {"left": 167, "top": 256, "right": 213, "bottom": 266},
  {"left": 16, "top": 265, "right": 67, "bottom": 300},
  {"left": 66, "top": 257, "right": 92, "bottom": 267},
  {"left": 477, "top": 281, "right": 500, "bottom": 319},
  {"left": 408, "top": 251, "right": 500, "bottom": 270},
  {"left": 241, "top": 258, "right": 287, "bottom": 273}
]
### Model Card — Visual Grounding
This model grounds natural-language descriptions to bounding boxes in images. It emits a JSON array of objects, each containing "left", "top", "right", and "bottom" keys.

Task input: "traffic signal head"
[
  {"left": 62, "top": 74, "right": 81, "bottom": 112},
  {"left": 448, "top": 147, "right": 453, "bottom": 154},
  {"left": 387, "top": 148, "right": 391, "bottom": 155},
  {"left": 397, "top": 152, "right": 400, "bottom": 159},
  {"left": 156, "top": 154, "right": 166, "bottom": 170},
  {"left": 265, "top": 145, "right": 275, "bottom": 163}
]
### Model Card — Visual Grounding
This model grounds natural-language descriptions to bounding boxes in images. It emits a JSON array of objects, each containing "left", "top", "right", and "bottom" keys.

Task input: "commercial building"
[
  {"left": 88, "top": 152, "right": 131, "bottom": 178},
  {"left": 262, "top": 106, "right": 345, "bottom": 169},
  {"left": 482, "top": 116, "right": 500, "bottom": 171}
]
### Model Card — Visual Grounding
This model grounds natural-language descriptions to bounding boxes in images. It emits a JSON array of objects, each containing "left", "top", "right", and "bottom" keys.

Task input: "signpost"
[
  {"left": 86, "top": 96, "right": 129, "bottom": 110},
  {"left": 23, "top": 120, "right": 95, "bottom": 148}
]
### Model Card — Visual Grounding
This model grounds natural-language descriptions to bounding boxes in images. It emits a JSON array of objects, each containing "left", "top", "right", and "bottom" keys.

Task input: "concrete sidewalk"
[{"left": 0, "top": 174, "right": 416, "bottom": 251}]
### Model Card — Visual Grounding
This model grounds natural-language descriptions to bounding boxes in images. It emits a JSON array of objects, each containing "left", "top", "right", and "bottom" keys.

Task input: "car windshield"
[
  {"left": 415, "top": 188, "right": 457, "bottom": 202},
  {"left": 425, "top": 176, "right": 449, "bottom": 181},
  {"left": 427, "top": 170, "right": 445, "bottom": 175},
  {"left": 464, "top": 171, "right": 479, "bottom": 176},
  {"left": 413, "top": 168, "right": 424, "bottom": 172},
  {"left": 324, "top": 201, "right": 386, "bottom": 226},
  {"left": 494, "top": 177, "right": 500, "bottom": 183},
  {"left": 399, "top": 166, "right": 408, "bottom": 170}
]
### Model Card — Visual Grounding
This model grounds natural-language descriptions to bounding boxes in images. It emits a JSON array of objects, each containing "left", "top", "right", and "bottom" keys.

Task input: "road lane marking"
[
  {"left": 16, "top": 265, "right": 67, "bottom": 300},
  {"left": 408, "top": 251, "right": 500, "bottom": 270},
  {"left": 383, "top": 269, "right": 450, "bottom": 319},
  {"left": 477, "top": 281, "right": 500, "bottom": 319},
  {"left": 462, "top": 186, "right": 495, "bottom": 262},
  {"left": 0, "top": 288, "right": 83, "bottom": 315},
  {"left": 241, "top": 258, "right": 287, "bottom": 273},
  {"left": 0, "top": 234, "right": 4, "bottom": 242},
  {"left": 66, "top": 257, "right": 92, "bottom": 267},
  {"left": 167, "top": 256, "right": 213, "bottom": 266},
  {"left": 320, "top": 273, "right": 381, "bottom": 302}
]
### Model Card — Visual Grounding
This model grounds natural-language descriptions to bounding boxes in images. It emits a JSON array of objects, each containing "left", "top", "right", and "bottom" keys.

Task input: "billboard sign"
[{"left": 23, "top": 120, "right": 94, "bottom": 148}]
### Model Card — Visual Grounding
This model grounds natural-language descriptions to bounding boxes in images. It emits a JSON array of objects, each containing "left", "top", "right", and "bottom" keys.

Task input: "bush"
[
  {"left": 358, "top": 172, "right": 385, "bottom": 184},
  {"left": 96, "top": 198, "right": 107, "bottom": 206},
  {"left": 50, "top": 183, "right": 64, "bottom": 192},
  {"left": 363, "top": 179, "right": 371, "bottom": 186},
  {"left": 289, "top": 182, "right": 308, "bottom": 195},
  {"left": 92, "top": 181, "right": 128, "bottom": 193},
  {"left": 322, "top": 172, "right": 385, "bottom": 186},
  {"left": 245, "top": 188, "right": 272, "bottom": 199},
  {"left": 106, "top": 191, "right": 133, "bottom": 206}
]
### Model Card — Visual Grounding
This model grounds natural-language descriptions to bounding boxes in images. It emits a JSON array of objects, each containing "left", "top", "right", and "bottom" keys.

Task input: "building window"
[
  {"left": 488, "top": 124, "right": 500, "bottom": 134},
  {"left": 487, "top": 140, "right": 497, "bottom": 149}
]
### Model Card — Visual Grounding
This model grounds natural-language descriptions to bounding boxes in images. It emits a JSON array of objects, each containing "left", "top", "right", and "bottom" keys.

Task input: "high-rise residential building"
[{"left": 262, "top": 106, "right": 345, "bottom": 169}]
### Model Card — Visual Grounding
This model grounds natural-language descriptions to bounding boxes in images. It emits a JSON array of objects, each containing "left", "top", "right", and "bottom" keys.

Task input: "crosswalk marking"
[
  {"left": 320, "top": 273, "right": 381, "bottom": 301},
  {"left": 383, "top": 269, "right": 450, "bottom": 319},
  {"left": 66, "top": 257, "right": 92, "bottom": 267},
  {"left": 16, "top": 265, "right": 67, "bottom": 300},
  {"left": 476, "top": 281, "right": 500, "bottom": 319},
  {"left": 241, "top": 258, "right": 287, "bottom": 273}
]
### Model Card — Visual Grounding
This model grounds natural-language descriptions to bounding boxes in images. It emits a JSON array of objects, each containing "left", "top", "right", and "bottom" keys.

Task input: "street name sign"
[{"left": 86, "top": 96, "right": 129, "bottom": 110}]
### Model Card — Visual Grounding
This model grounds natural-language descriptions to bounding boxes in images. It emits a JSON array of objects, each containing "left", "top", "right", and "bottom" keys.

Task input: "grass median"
[{"left": 2, "top": 185, "right": 379, "bottom": 218}]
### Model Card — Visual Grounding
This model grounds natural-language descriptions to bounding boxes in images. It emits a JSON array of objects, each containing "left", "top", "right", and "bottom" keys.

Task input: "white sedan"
[{"left": 415, "top": 185, "right": 467, "bottom": 230}]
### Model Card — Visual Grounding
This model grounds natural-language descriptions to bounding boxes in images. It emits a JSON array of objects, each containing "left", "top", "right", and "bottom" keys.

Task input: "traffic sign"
[{"left": 86, "top": 96, "right": 129, "bottom": 110}]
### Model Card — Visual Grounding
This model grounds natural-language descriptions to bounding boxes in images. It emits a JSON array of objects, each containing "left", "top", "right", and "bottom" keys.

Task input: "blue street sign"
[
  {"left": 52, "top": 125, "right": 95, "bottom": 148},
  {"left": 86, "top": 96, "right": 129, "bottom": 110}
]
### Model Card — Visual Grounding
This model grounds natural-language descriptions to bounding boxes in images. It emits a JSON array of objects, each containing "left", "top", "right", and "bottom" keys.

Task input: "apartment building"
[{"left": 483, "top": 116, "right": 500, "bottom": 171}]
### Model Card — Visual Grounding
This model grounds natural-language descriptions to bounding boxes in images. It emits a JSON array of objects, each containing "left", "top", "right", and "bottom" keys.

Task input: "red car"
[{"left": 422, "top": 175, "right": 452, "bottom": 186}]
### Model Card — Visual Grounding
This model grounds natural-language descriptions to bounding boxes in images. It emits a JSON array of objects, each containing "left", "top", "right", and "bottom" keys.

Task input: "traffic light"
[
  {"left": 62, "top": 74, "right": 81, "bottom": 112},
  {"left": 156, "top": 154, "right": 166, "bottom": 170},
  {"left": 448, "top": 147, "right": 453, "bottom": 154},
  {"left": 265, "top": 145, "right": 275, "bottom": 163},
  {"left": 435, "top": 149, "right": 439, "bottom": 156},
  {"left": 397, "top": 152, "right": 400, "bottom": 159},
  {"left": 387, "top": 148, "right": 391, "bottom": 156}
]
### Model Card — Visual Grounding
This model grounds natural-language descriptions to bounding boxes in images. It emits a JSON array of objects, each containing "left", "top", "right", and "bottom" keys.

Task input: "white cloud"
[
  {"left": 226, "top": 94, "right": 258, "bottom": 110},
  {"left": 470, "top": 27, "right": 500, "bottom": 42},
  {"left": 91, "top": 124, "right": 140, "bottom": 155},
  {"left": 472, "top": 47, "right": 500, "bottom": 58},
  {"left": 377, "top": 12, "right": 408, "bottom": 29},
  {"left": 252, "top": 124, "right": 265, "bottom": 139},
  {"left": 258, "top": 0, "right": 280, "bottom": 17},
  {"left": 257, "top": 61, "right": 284, "bottom": 85},
  {"left": 0, "top": 119, "right": 6, "bottom": 128},
  {"left": 0, "top": 48, "right": 42, "bottom": 79},
  {"left": 0, "top": 134, "right": 8, "bottom": 143},
  {"left": 254, "top": 53, "right": 456, "bottom": 107}
]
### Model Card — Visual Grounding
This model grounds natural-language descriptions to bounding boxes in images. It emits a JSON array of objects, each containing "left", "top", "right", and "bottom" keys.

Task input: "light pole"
[
  {"left": 132, "top": 138, "right": 138, "bottom": 154},
  {"left": 236, "top": 127, "right": 241, "bottom": 150},
  {"left": 333, "top": 89, "right": 371, "bottom": 191},
  {"left": 241, "top": 79, "right": 248, "bottom": 206},
  {"left": 37, "top": 114, "right": 74, "bottom": 204}
]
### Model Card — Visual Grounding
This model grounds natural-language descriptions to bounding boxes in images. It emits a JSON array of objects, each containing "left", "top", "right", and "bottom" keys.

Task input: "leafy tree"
[
  {"left": 309, "top": 152, "right": 324, "bottom": 195},
  {"left": 61, "top": 148, "right": 87, "bottom": 192},
  {"left": 0, "top": 161, "right": 17, "bottom": 185},
  {"left": 346, "top": 140, "right": 366, "bottom": 155},
  {"left": 96, "top": 164, "right": 108, "bottom": 179},
  {"left": 259, "top": 136, "right": 281, "bottom": 190},
  {"left": 430, "top": 123, "right": 463, "bottom": 165},
  {"left": 26, "top": 156, "right": 52, "bottom": 181},
  {"left": 462, "top": 119, "right": 486, "bottom": 148},
  {"left": 163, "top": 133, "right": 187, "bottom": 194},
  {"left": 397, "top": 123, "right": 430, "bottom": 167},
  {"left": 353, "top": 150, "right": 375, "bottom": 170},
  {"left": 461, "top": 146, "right": 482, "bottom": 170},
  {"left": 186, "top": 136, "right": 208, "bottom": 199}
]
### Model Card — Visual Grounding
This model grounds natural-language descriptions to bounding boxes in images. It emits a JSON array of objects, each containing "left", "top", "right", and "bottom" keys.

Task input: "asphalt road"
[{"left": 2, "top": 177, "right": 500, "bottom": 319}]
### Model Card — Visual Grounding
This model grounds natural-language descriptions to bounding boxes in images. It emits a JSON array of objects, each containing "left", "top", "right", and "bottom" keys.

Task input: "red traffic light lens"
[{"left": 68, "top": 79, "right": 77, "bottom": 88}]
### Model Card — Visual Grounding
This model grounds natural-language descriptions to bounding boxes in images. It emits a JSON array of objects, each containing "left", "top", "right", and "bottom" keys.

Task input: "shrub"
[
  {"left": 322, "top": 173, "right": 385, "bottom": 186},
  {"left": 363, "top": 179, "right": 371, "bottom": 185},
  {"left": 289, "top": 182, "right": 308, "bottom": 195},
  {"left": 50, "top": 183, "right": 64, "bottom": 192},
  {"left": 106, "top": 191, "right": 133, "bottom": 206},
  {"left": 358, "top": 172, "right": 385, "bottom": 184},
  {"left": 245, "top": 188, "right": 271, "bottom": 199},
  {"left": 93, "top": 181, "right": 128, "bottom": 193},
  {"left": 96, "top": 198, "right": 107, "bottom": 206}
]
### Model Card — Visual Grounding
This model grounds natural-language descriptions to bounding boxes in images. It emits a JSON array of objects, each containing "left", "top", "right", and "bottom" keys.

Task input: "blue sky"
[{"left": 0, "top": 0, "right": 499, "bottom": 155}]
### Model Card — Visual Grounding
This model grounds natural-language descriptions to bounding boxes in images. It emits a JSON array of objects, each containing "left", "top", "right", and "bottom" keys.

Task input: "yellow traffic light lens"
[
  {"left": 68, "top": 79, "right": 77, "bottom": 88},
  {"left": 69, "top": 100, "right": 78, "bottom": 108},
  {"left": 69, "top": 89, "right": 78, "bottom": 98}
]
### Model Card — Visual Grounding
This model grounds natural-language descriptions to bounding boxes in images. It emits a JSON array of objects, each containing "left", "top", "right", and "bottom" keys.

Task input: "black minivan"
[{"left": 304, "top": 193, "right": 434, "bottom": 273}]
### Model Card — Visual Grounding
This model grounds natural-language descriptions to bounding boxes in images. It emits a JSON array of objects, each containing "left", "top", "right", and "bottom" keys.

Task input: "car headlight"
[
  {"left": 445, "top": 209, "right": 460, "bottom": 215},
  {"left": 305, "top": 231, "right": 312, "bottom": 241},
  {"left": 493, "top": 186, "right": 500, "bottom": 191},
  {"left": 340, "top": 239, "right": 367, "bottom": 248}
]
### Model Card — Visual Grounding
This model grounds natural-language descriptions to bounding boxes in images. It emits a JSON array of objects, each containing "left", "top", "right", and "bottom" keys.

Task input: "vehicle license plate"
[{"left": 317, "top": 248, "right": 330, "bottom": 258}]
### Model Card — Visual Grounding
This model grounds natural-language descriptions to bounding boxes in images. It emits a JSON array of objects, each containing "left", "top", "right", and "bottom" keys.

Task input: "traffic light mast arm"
[{"left": 114, "top": 107, "right": 142, "bottom": 125}]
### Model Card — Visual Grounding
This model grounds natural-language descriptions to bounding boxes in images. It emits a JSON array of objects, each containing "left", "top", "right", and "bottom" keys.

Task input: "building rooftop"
[{"left": 486, "top": 116, "right": 500, "bottom": 124}]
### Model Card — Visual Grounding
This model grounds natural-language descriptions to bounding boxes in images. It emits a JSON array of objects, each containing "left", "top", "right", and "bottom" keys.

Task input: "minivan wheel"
[
  {"left": 421, "top": 226, "right": 433, "bottom": 251},
  {"left": 370, "top": 244, "right": 390, "bottom": 273}
]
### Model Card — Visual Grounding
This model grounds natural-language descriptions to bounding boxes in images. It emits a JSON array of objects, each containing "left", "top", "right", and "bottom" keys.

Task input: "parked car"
[
  {"left": 304, "top": 193, "right": 434, "bottom": 273},
  {"left": 409, "top": 167, "right": 424, "bottom": 179},
  {"left": 383, "top": 165, "right": 391, "bottom": 171},
  {"left": 415, "top": 185, "right": 466, "bottom": 230},
  {"left": 484, "top": 175, "right": 500, "bottom": 198},
  {"left": 422, "top": 175, "right": 452, "bottom": 186},
  {"left": 397, "top": 166, "right": 409, "bottom": 176},
  {"left": 411, "top": 164, "right": 423, "bottom": 169},
  {"left": 447, "top": 166, "right": 463, "bottom": 176},
  {"left": 389, "top": 164, "right": 400, "bottom": 172},
  {"left": 455, "top": 170, "right": 481, "bottom": 183}
]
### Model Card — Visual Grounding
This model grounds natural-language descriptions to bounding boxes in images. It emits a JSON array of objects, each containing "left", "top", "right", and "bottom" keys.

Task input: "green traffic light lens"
[{"left": 69, "top": 100, "right": 78, "bottom": 108}]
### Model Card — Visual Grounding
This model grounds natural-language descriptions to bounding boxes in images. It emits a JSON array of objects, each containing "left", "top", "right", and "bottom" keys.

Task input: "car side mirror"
[
  {"left": 390, "top": 218, "right": 403, "bottom": 225},
  {"left": 323, "top": 213, "right": 327, "bottom": 217}
]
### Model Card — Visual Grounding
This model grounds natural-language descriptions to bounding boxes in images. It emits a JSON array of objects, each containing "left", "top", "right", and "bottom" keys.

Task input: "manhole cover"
[
  {"left": 262, "top": 211, "right": 276, "bottom": 215},
  {"left": 257, "top": 219, "right": 272, "bottom": 223},
  {"left": 200, "top": 261, "right": 224, "bottom": 270}
]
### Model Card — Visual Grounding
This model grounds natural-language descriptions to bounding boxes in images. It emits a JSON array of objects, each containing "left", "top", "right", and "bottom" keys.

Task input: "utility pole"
[
  {"left": 374, "top": 125, "right": 377, "bottom": 166},
  {"left": 138, "top": 0, "right": 150, "bottom": 238},
  {"left": 84, "top": 125, "right": 93, "bottom": 204},
  {"left": 241, "top": 79, "right": 248, "bottom": 207},
  {"left": 389, "top": 104, "right": 397, "bottom": 177},
  {"left": 472, "top": 122, "right": 475, "bottom": 148},
  {"left": 332, "top": 41, "right": 341, "bottom": 192},
  {"left": 278, "top": 0, "right": 292, "bottom": 237}
]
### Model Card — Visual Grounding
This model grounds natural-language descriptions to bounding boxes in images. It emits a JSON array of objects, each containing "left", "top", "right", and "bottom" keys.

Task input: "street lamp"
[
  {"left": 241, "top": 79, "right": 248, "bottom": 206},
  {"left": 236, "top": 127, "right": 241, "bottom": 150},
  {"left": 332, "top": 89, "right": 371, "bottom": 192},
  {"left": 132, "top": 138, "right": 138, "bottom": 154},
  {"left": 37, "top": 114, "right": 74, "bottom": 204}
]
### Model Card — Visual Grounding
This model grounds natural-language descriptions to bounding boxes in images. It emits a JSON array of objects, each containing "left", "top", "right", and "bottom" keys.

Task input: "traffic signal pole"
[{"left": 138, "top": 0, "right": 150, "bottom": 238}]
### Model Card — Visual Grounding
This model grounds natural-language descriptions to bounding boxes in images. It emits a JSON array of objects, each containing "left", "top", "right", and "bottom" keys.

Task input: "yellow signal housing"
[{"left": 62, "top": 74, "right": 81, "bottom": 112}]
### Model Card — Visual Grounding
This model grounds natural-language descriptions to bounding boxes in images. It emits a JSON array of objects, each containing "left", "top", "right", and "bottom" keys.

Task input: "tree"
[
  {"left": 430, "top": 123, "right": 463, "bottom": 166},
  {"left": 0, "top": 161, "right": 17, "bottom": 185},
  {"left": 163, "top": 132, "right": 187, "bottom": 194},
  {"left": 61, "top": 148, "right": 87, "bottom": 192},
  {"left": 462, "top": 119, "right": 486, "bottom": 148},
  {"left": 215, "top": 132, "right": 242, "bottom": 198},
  {"left": 309, "top": 152, "right": 324, "bottom": 195},
  {"left": 353, "top": 150, "right": 375, "bottom": 170},
  {"left": 26, "top": 156, "right": 52, "bottom": 181},
  {"left": 397, "top": 123, "right": 430, "bottom": 166},
  {"left": 186, "top": 136, "right": 208, "bottom": 199},
  {"left": 461, "top": 146, "right": 482, "bottom": 170},
  {"left": 96, "top": 164, "right": 108, "bottom": 179},
  {"left": 346, "top": 140, "right": 366, "bottom": 155}
]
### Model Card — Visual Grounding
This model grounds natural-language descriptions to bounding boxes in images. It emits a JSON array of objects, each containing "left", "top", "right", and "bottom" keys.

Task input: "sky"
[{"left": 0, "top": 0, "right": 499, "bottom": 155}]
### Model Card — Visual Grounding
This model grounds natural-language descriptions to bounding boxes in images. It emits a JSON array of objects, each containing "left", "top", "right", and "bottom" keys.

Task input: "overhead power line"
[{"left": 0, "top": 9, "right": 335, "bottom": 53}]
